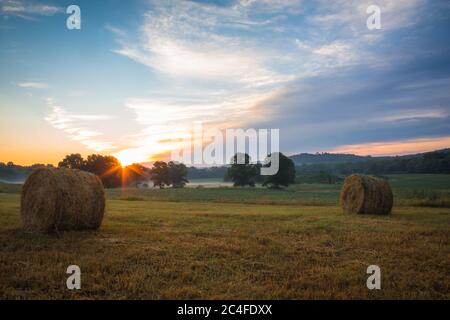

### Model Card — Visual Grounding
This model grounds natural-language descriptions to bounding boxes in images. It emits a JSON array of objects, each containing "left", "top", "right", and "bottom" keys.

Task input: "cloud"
[
  {"left": 112, "top": 1, "right": 292, "bottom": 87},
  {"left": 105, "top": 0, "right": 300, "bottom": 161},
  {"left": 110, "top": 0, "right": 430, "bottom": 93},
  {"left": 104, "top": 24, "right": 127, "bottom": 37},
  {"left": 16, "top": 81, "right": 49, "bottom": 89},
  {"left": 314, "top": 42, "right": 352, "bottom": 56},
  {"left": 252, "top": 46, "right": 450, "bottom": 155},
  {"left": 328, "top": 136, "right": 450, "bottom": 156},
  {"left": 102, "top": 0, "right": 450, "bottom": 160},
  {"left": 1, "top": 0, "right": 63, "bottom": 19},
  {"left": 111, "top": 90, "right": 278, "bottom": 162},
  {"left": 378, "top": 109, "right": 449, "bottom": 122},
  {"left": 45, "top": 105, "right": 115, "bottom": 152}
]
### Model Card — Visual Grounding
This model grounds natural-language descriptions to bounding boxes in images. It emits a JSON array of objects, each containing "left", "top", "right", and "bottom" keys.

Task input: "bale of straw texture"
[
  {"left": 340, "top": 174, "right": 393, "bottom": 215},
  {"left": 21, "top": 167, "right": 105, "bottom": 233}
]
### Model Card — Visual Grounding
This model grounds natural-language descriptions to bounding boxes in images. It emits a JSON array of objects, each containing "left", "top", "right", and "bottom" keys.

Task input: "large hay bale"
[
  {"left": 21, "top": 167, "right": 105, "bottom": 233},
  {"left": 340, "top": 174, "right": 393, "bottom": 215}
]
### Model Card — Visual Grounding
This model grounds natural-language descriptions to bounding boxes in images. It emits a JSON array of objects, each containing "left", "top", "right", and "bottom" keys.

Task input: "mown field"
[
  {"left": 0, "top": 174, "right": 449, "bottom": 299},
  {"left": 109, "top": 174, "right": 450, "bottom": 207}
]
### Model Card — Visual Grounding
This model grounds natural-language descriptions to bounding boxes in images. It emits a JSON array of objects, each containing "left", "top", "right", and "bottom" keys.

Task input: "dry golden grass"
[{"left": 0, "top": 193, "right": 449, "bottom": 299}]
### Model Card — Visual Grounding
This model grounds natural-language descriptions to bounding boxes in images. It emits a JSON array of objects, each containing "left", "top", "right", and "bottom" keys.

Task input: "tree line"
[
  {"left": 58, "top": 153, "right": 148, "bottom": 188},
  {"left": 3, "top": 149, "right": 447, "bottom": 187},
  {"left": 296, "top": 150, "right": 450, "bottom": 175},
  {"left": 57, "top": 152, "right": 297, "bottom": 189},
  {"left": 0, "top": 162, "right": 52, "bottom": 183},
  {"left": 58, "top": 154, "right": 189, "bottom": 188}
]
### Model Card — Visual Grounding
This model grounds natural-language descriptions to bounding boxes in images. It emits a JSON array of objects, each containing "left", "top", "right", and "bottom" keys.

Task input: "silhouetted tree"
[
  {"left": 150, "top": 161, "right": 170, "bottom": 188},
  {"left": 123, "top": 163, "right": 151, "bottom": 186},
  {"left": 263, "top": 152, "right": 296, "bottom": 188},
  {"left": 227, "top": 153, "right": 258, "bottom": 187},
  {"left": 84, "top": 154, "right": 121, "bottom": 188},
  {"left": 58, "top": 153, "right": 85, "bottom": 170},
  {"left": 168, "top": 161, "right": 188, "bottom": 188}
]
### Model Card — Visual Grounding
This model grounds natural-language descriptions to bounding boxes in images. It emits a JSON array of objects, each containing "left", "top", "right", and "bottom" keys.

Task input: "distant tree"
[
  {"left": 168, "top": 161, "right": 188, "bottom": 188},
  {"left": 123, "top": 163, "right": 151, "bottom": 186},
  {"left": 424, "top": 151, "right": 448, "bottom": 160},
  {"left": 84, "top": 154, "right": 121, "bottom": 188},
  {"left": 150, "top": 161, "right": 170, "bottom": 188},
  {"left": 263, "top": 152, "right": 296, "bottom": 188},
  {"left": 254, "top": 162, "right": 264, "bottom": 184},
  {"left": 227, "top": 153, "right": 258, "bottom": 187},
  {"left": 58, "top": 153, "right": 85, "bottom": 170},
  {"left": 317, "top": 170, "right": 338, "bottom": 184},
  {"left": 187, "top": 166, "right": 228, "bottom": 180}
]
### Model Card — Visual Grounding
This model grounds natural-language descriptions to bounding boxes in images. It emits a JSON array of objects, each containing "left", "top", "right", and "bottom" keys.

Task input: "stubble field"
[{"left": 0, "top": 174, "right": 449, "bottom": 299}]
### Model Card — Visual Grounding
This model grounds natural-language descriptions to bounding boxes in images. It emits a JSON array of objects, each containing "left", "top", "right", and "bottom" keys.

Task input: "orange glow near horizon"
[
  {"left": 2, "top": 135, "right": 450, "bottom": 166},
  {"left": 328, "top": 136, "right": 450, "bottom": 157}
]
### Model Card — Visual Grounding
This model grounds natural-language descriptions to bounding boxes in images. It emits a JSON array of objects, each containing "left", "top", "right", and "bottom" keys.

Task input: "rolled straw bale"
[
  {"left": 340, "top": 174, "right": 393, "bottom": 215},
  {"left": 21, "top": 167, "right": 105, "bottom": 233}
]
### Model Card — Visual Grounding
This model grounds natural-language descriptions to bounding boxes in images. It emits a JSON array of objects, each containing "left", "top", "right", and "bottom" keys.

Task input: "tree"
[
  {"left": 168, "top": 161, "right": 188, "bottom": 188},
  {"left": 84, "top": 154, "right": 121, "bottom": 188},
  {"left": 58, "top": 153, "right": 85, "bottom": 170},
  {"left": 150, "top": 161, "right": 170, "bottom": 188},
  {"left": 263, "top": 152, "right": 296, "bottom": 188},
  {"left": 227, "top": 153, "right": 258, "bottom": 187},
  {"left": 123, "top": 163, "right": 151, "bottom": 186}
]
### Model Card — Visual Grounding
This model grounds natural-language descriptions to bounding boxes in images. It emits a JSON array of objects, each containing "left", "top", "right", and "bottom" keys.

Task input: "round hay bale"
[
  {"left": 21, "top": 167, "right": 105, "bottom": 233},
  {"left": 340, "top": 174, "right": 393, "bottom": 215}
]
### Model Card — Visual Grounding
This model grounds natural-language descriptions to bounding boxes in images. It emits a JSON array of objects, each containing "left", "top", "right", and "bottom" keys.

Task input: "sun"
[{"left": 114, "top": 148, "right": 149, "bottom": 167}]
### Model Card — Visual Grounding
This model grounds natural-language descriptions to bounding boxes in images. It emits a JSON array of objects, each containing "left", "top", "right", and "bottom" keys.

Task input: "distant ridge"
[
  {"left": 289, "top": 148, "right": 450, "bottom": 166},
  {"left": 289, "top": 153, "right": 374, "bottom": 165}
]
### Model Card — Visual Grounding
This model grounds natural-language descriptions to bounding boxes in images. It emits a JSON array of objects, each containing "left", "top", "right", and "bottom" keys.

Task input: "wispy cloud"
[
  {"left": 104, "top": 24, "right": 127, "bottom": 37},
  {"left": 105, "top": 0, "right": 298, "bottom": 160},
  {"left": 16, "top": 81, "right": 49, "bottom": 89},
  {"left": 1, "top": 0, "right": 63, "bottom": 19},
  {"left": 111, "top": 90, "right": 278, "bottom": 162},
  {"left": 378, "top": 109, "right": 449, "bottom": 122},
  {"left": 45, "top": 105, "right": 115, "bottom": 152},
  {"left": 110, "top": 0, "right": 429, "bottom": 95},
  {"left": 112, "top": 1, "right": 292, "bottom": 87},
  {"left": 290, "top": 0, "right": 428, "bottom": 76}
]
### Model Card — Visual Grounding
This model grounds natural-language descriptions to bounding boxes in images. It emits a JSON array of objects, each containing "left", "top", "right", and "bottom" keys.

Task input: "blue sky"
[{"left": 1, "top": 0, "right": 450, "bottom": 165}]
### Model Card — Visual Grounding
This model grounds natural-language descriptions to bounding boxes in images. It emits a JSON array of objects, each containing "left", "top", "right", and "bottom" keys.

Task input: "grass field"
[
  {"left": 109, "top": 174, "right": 450, "bottom": 207},
  {"left": 0, "top": 174, "right": 449, "bottom": 299}
]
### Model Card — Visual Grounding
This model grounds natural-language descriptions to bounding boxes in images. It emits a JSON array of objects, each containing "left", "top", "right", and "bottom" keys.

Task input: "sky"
[{"left": 1, "top": 0, "right": 450, "bottom": 165}]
